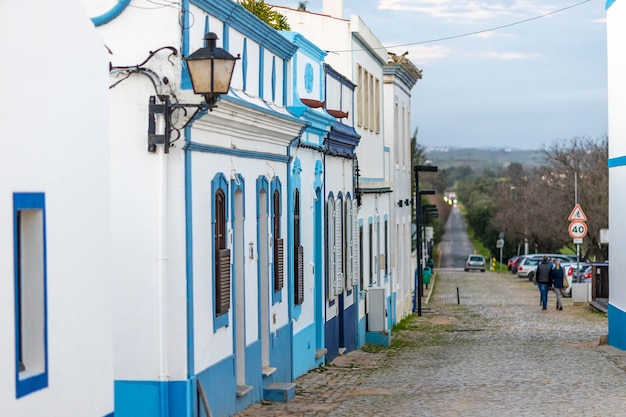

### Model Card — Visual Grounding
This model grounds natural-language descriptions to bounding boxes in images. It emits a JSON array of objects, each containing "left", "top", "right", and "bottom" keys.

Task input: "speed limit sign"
[{"left": 569, "top": 220, "right": 588, "bottom": 239}]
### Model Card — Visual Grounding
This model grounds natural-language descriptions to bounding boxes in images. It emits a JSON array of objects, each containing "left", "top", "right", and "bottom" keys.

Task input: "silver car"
[
  {"left": 517, "top": 256, "right": 542, "bottom": 281},
  {"left": 465, "top": 254, "right": 486, "bottom": 272}
]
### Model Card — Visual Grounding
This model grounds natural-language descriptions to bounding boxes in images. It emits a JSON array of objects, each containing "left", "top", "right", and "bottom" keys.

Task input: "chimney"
[{"left": 323, "top": 0, "right": 343, "bottom": 19}]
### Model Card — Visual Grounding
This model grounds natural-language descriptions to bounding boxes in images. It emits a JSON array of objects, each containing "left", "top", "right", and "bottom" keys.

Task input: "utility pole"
[{"left": 413, "top": 165, "right": 437, "bottom": 316}]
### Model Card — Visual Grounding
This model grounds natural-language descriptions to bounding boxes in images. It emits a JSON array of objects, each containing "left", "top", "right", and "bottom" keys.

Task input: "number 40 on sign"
[{"left": 569, "top": 220, "right": 587, "bottom": 239}]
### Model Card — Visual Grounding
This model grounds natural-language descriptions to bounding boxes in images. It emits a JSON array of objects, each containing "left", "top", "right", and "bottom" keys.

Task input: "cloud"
[
  {"left": 377, "top": 0, "right": 564, "bottom": 23},
  {"left": 479, "top": 51, "right": 539, "bottom": 60}
]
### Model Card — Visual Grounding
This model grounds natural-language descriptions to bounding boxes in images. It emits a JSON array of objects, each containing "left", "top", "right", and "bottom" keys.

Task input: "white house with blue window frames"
[
  {"left": 276, "top": 2, "right": 420, "bottom": 348},
  {"left": 1, "top": 0, "right": 114, "bottom": 415},
  {"left": 606, "top": 0, "right": 626, "bottom": 351},
  {"left": 83, "top": 0, "right": 316, "bottom": 415},
  {"left": 281, "top": 31, "right": 336, "bottom": 378}
]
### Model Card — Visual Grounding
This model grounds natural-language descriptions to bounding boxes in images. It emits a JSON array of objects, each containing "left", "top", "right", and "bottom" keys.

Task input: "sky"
[{"left": 270, "top": 0, "right": 608, "bottom": 150}]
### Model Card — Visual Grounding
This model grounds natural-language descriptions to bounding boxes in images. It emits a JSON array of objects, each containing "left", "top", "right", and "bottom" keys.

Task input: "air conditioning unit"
[{"left": 367, "top": 287, "right": 388, "bottom": 332}]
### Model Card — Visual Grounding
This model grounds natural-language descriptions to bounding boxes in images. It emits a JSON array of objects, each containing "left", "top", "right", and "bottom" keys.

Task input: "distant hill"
[{"left": 424, "top": 147, "right": 546, "bottom": 172}]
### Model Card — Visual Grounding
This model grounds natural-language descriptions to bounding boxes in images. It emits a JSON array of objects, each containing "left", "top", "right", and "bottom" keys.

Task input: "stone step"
[{"left": 263, "top": 382, "right": 295, "bottom": 403}]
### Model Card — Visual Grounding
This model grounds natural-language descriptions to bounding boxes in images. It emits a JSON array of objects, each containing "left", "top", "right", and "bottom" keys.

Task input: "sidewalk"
[{"left": 236, "top": 269, "right": 618, "bottom": 417}]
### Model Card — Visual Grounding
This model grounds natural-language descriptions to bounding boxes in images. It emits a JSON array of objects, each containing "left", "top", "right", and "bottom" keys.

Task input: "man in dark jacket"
[{"left": 535, "top": 256, "right": 553, "bottom": 310}]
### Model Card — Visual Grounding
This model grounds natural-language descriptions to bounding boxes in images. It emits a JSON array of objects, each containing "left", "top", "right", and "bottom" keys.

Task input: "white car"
[
  {"left": 560, "top": 262, "right": 589, "bottom": 297},
  {"left": 464, "top": 254, "right": 486, "bottom": 272}
]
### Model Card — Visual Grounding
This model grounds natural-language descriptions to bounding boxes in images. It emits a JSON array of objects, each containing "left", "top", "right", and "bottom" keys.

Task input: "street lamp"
[
  {"left": 148, "top": 32, "right": 239, "bottom": 153},
  {"left": 413, "top": 166, "right": 438, "bottom": 316}
]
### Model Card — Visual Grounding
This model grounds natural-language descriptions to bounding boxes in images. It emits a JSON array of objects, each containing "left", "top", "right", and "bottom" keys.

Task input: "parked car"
[
  {"left": 510, "top": 255, "right": 526, "bottom": 274},
  {"left": 465, "top": 254, "right": 486, "bottom": 272},
  {"left": 562, "top": 261, "right": 591, "bottom": 286},
  {"left": 507, "top": 255, "right": 520, "bottom": 271},
  {"left": 516, "top": 256, "right": 542, "bottom": 281}
]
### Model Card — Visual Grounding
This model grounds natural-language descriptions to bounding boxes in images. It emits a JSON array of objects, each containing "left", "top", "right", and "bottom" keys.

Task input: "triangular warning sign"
[{"left": 568, "top": 204, "right": 587, "bottom": 221}]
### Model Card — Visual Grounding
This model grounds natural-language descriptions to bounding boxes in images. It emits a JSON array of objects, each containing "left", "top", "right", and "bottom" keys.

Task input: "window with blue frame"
[
  {"left": 272, "top": 179, "right": 283, "bottom": 304},
  {"left": 13, "top": 192, "right": 48, "bottom": 398},
  {"left": 294, "top": 189, "right": 303, "bottom": 305},
  {"left": 212, "top": 175, "right": 230, "bottom": 331}
]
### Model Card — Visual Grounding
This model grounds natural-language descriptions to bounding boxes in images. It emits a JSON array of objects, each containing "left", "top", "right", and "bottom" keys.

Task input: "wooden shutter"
[
  {"left": 327, "top": 200, "right": 335, "bottom": 298},
  {"left": 296, "top": 245, "right": 304, "bottom": 305},
  {"left": 352, "top": 201, "right": 359, "bottom": 286},
  {"left": 216, "top": 248, "right": 231, "bottom": 315},
  {"left": 274, "top": 238, "right": 284, "bottom": 292},
  {"left": 334, "top": 199, "right": 343, "bottom": 295}
]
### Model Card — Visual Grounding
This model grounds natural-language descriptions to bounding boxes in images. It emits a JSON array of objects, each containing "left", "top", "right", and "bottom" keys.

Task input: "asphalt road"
[{"left": 439, "top": 205, "right": 475, "bottom": 269}]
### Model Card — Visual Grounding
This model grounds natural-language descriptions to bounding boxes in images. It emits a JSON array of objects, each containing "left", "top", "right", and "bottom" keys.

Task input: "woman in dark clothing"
[{"left": 551, "top": 259, "right": 565, "bottom": 310}]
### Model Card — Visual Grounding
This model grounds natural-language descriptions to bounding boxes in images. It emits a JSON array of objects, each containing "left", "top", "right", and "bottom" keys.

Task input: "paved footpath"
[{"left": 236, "top": 270, "right": 626, "bottom": 417}]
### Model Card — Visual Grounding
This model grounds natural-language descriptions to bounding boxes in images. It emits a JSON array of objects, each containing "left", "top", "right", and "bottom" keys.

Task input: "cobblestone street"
[{"left": 235, "top": 269, "right": 626, "bottom": 416}]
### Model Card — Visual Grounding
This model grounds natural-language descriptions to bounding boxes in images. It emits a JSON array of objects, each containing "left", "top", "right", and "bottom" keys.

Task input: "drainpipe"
[{"left": 157, "top": 121, "right": 170, "bottom": 416}]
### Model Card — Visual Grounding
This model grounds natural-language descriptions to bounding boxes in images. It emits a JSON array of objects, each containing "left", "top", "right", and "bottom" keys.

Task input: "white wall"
[
  {"left": 607, "top": 0, "right": 626, "bottom": 312},
  {"left": 0, "top": 0, "right": 113, "bottom": 414}
]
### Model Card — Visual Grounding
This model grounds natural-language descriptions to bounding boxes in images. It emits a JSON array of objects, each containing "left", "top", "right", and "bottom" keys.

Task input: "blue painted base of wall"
[
  {"left": 609, "top": 303, "right": 626, "bottom": 350},
  {"left": 365, "top": 331, "right": 391, "bottom": 347},
  {"left": 389, "top": 292, "right": 397, "bottom": 327},
  {"left": 325, "top": 315, "right": 339, "bottom": 362},
  {"left": 343, "top": 303, "right": 357, "bottom": 353},
  {"left": 292, "top": 322, "right": 318, "bottom": 378},
  {"left": 114, "top": 380, "right": 190, "bottom": 417},
  {"left": 357, "top": 316, "right": 367, "bottom": 348}
]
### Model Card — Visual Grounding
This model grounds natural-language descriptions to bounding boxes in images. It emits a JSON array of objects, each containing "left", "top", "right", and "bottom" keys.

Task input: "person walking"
[
  {"left": 535, "top": 256, "right": 552, "bottom": 310},
  {"left": 551, "top": 259, "right": 565, "bottom": 310}
]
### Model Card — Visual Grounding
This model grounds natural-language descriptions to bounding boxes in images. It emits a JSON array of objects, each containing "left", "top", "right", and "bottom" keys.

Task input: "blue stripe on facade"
[
  {"left": 90, "top": 0, "right": 130, "bottom": 26},
  {"left": 187, "top": 141, "right": 290, "bottom": 163},
  {"left": 114, "top": 380, "right": 189, "bottom": 417},
  {"left": 608, "top": 155, "right": 626, "bottom": 167},
  {"left": 609, "top": 303, "right": 626, "bottom": 349},
  {"left": 607, "top": 0, "right": 616, "bottom": 10},
  {"left": 103, "top": 413, "right": 114, "bottom": 417},
  {"left": 184, "top": 139, "right": 195, "bottom": 377}
]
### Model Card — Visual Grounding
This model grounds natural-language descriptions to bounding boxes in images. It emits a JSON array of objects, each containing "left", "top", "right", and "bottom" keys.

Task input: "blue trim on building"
[
  {"left": 184, "top": 130, "right": 195, "bottom": 378},
  {"left": 607, "top": 0, "right": 616, "bottom": 10},
  {"left": 608, "top": 155, "right": 626, "bottom": 167},
  {"left": 292, "top": 322, "right": 318, "bottom": 378},
  {"left": 103, "top": 413, "right": 114, "bottom": 417},
  {"left": 180, "top": 0, "right": 193, "bottom": 90},
  {"left": 212, "top": 173, "right": 230, "bottom": 331},
  {"left": 343, "top": 302, "right": 357, "bottom": 353},
  {"left": 283, "top": 60, "right": 288, "bottom": 106},
  {"left": 609, "top": 303, "right": 626, "bottom": 350},
  {"left": 191, "top": 0, "right": 298, "bottom": 60},
  {"left": 289, "top": 158, "right": 302, "bottom": 321},
  {"left": 13, "top": 192, "right": 48, "bottom": 399},
  {"left": 114, "top": 380, "right": 190, "bottom": 417},
  {"left": 187, "top": 141, "right": 291, "bottom": 163},
  {"left": 256, "top": 177, "right": 270, "bottom": 346},
  {"left": 242, "top": 38, "right": 248, "bottom": 91},
  {"left": 271, "top": 177, "right": 283, "bottom": 304},
  {"left": 270, "top": 322, "right": 294, "bottom": 382},
  {"left": 272, "top": 56, "right": 277, "bottom": 102},
  {"left": 90, "top": 0, "right": 130, "bottom": 26},
  {"left": 259, "top": 46, "right": 265, "bottom": 99},
  {"left": 325, "top": 315, "right": 339, "bottom": 362},
  {"left": 313, "top": 161, "right": 325, "bottom": 358}
]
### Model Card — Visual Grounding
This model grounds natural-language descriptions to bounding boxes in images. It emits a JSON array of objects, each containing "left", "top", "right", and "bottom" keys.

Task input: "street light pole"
[{"left": 413, "top": 165, "right": 438, "bottom": 316}]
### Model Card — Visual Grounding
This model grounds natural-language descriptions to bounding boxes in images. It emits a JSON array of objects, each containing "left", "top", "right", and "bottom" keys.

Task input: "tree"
[{"left": 239, "top": 0, "right": 291, "bottom": 31}]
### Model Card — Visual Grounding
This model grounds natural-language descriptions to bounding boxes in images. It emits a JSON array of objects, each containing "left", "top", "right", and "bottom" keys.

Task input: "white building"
[
  {"left": 606, "top": 0, "right": 626, "bottom": 349},
  {"left": 384, "top": 53, "right": 423, "bottom": 322},
  {"left": 276, "top": 0, "right": 420, "bottom": 346},
  {"left": 0, "top": 0, "right": 114, "bottom": 415},
  {"left": 83, "top": 0, "right": 307, "bottom": 415}
]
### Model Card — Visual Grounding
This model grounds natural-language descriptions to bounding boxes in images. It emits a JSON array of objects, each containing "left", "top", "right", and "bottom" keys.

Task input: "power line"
[{"left": 328, "top": 0, "right": 593, "bottom": 53}]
